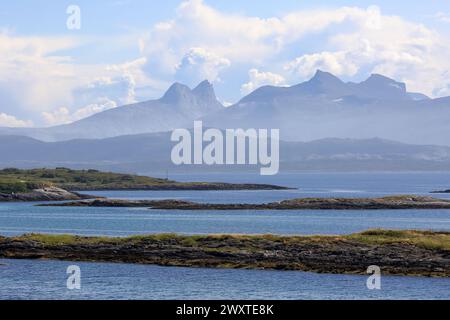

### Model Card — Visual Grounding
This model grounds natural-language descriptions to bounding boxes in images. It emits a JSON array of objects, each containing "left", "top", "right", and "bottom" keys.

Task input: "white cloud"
[
  {"left": 0, "top": 113, "right": 33, "bottom": 127},
  {"left": 241, "top": 69, "right": 286, "bottom": 95},
  {"left": 138, "top": 1, "right": 369, "bottom": 85},
  {"left": 42, "top": 98, "right": 118, "bottom": 126},
  {"left": 0, "top": 32, "right": 79, "bottom": 117},
  {"left": 0, "top": 31, "right": 153, "bottom": 126},
  {"left": 106, "top": 57, "right": 151, "bottom": 105},
  {"left": 285, "top": 51, "right": 359, "bottom": 79},
  {"left": 0, "top": 32, "right": 103, "bottom": 125},
  {"left": 435, "top": 12, "right": 450, "bottom": 24},
  {"left": 176, "top": 47, "right": 230, "bottom": 83}
]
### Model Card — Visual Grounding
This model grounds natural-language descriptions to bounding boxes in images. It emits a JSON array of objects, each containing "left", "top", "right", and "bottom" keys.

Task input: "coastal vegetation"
[
  {"left": 0, "top": 168, "right": 288, "bottom": 194},
  {"left": 0, "top": 167, "right": 174, "bottom": 191},
  {"left": 16, "top": 229, "right": 450, "bottom": 251},
  {"left": 0, "top": 179, "right": 44, "bottom": 194}
]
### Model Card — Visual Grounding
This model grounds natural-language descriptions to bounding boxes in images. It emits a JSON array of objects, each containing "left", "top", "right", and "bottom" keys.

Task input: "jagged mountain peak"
[
  {"left": 294, "top": 69, "right": 351, "bottom": 98},
  {"left": 239, "top": 70, "right": 349, "bottom": 104},
  {"left": 309, "top": 70, "right": 344, "bottom": 84},
  {"left": 193, "top": 80, "right": 213, "bottom": 92},
  {"left": 192, "top": 80, "right": 217, "bottom": 102},
  {"left": 160, "top": 82, "right": 193, "bottom": 104},
  {"left": 350, "top": 73, "right": 408, "bottom": 100},
  {"left": 160, "top": 80, "right": 220, "bottom": 106},
  {"left": 363, "top": 73, "right": 406, "bottom": 92}
]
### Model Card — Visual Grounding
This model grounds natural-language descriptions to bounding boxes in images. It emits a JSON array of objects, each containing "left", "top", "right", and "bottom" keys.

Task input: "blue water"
[
  {"left": 1, "top": 259, "right": 449, "bottom": 300},
  {"left": 1, "top": 172, "right": 450, "bottom": 237},
  {"left": 1, "top": 172, "right": 450, "bottom": 299}
]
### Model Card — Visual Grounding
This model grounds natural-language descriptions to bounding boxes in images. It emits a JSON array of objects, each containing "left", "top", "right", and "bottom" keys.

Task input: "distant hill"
[{"left": 2, "top": 134, "right": 450, "bottom": 173}]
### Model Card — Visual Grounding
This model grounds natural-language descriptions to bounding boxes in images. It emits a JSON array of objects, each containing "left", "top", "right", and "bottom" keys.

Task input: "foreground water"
[
  {"left": 1, "top": 172, "right": 450, "bottom": 299},
  {"left": 1, "top": 259, "right": 449, "bottom": 300}
]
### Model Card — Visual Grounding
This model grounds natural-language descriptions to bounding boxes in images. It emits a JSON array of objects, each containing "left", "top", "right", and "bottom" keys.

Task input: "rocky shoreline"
[
  {"left": 1, "top": 230, "right": 449, "bottom": 277},
  {"left": 40, "top": 195, "right": 450, "bottom": 210},
  {"left": 0, "top": 187, "right": 97, "bottom": 202}
]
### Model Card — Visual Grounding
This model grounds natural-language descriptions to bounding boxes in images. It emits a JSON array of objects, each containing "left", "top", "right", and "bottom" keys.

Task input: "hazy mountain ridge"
[
  {"left": 2, "top": 134, "right": 450, "bottom": 173},
  {"left": 239, "top": 71, "right": 423, "bottom": 104},
  {"left": 1, "top": 70, "right": 449, "bottom": 145},
  {"left": 203, "top": 71, "right": 450, "bottom": 145}
]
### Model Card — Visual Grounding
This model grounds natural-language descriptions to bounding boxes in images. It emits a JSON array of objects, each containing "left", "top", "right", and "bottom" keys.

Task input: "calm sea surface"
[{"left": 1, "top": 172, "right": 450, "bottom": 299}]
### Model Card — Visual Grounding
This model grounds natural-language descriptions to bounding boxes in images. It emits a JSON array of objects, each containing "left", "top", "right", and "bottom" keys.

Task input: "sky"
[{"left": 1, "top": 0, "right": 450, "bottom": 127}]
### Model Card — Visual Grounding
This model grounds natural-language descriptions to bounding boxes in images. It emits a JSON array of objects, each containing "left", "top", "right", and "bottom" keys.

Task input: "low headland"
[
  {"left": 1, "top": 229, "right": 449, "bottom": 277},
  {"left": 41, "top": 195, "right": 450, "bottom": 210},
  {"left": 0, "top": 168, "right": 289, "bottom": 202}
]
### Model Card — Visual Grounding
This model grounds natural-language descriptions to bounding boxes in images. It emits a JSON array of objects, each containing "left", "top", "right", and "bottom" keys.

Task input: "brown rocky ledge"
[
  {"left": 0, "top": 187, "right": 98, "bottom": 202},
  {"left": 39, "top": 195, "right": 450, "bottom": 210},
  {"left": 0, "top": 230, "right": 449, "bottom": 277}
]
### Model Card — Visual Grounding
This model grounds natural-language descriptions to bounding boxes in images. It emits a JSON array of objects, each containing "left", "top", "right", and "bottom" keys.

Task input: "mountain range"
[
  {"left": 203, "top": 71, "right": 450, "bottom": 145},
  {"left": 1, "top": 70, "right": 449, "bottom": 145}
]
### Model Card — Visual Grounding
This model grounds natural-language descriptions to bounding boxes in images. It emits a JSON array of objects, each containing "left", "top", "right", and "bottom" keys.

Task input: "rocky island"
[
  {"left": 41, "top": 195, "right": 450, "bottom": 210},
  {"left": 431, "top": 189, "right": 450, "bottom": 194},
  {"left": 0, "top": 168, "right": 289, "bottom": 202},
  {"left": 1, "top": 229, "right": 449, "bottom": 277}
]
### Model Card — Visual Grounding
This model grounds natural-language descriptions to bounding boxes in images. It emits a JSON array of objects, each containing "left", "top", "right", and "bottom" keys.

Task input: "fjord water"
[{"left": 1, "top": 172, "right": 450, "bottom": 299}]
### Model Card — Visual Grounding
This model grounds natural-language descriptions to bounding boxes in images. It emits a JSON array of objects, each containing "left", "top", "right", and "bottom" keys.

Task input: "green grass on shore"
[
  {"left": 0, "top": 178, "right": 48, "bottom": 193},
  {"left": 7, "top": 229, "right": 450, "bottom": 251},
  {"left": 349, "top": 229, "right": 450, "bottom": 250}
]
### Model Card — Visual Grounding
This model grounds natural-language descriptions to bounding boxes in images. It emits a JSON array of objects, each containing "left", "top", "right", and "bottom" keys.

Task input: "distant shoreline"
[
  {"left": 67, "top": 183, "right": 291, "bottom": 192},
  {"left": 1, "top": 230, "right": 449, "bottom": 277},
  {"left": 40, "top": 195, "right": 450, "bottom": 210}
]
